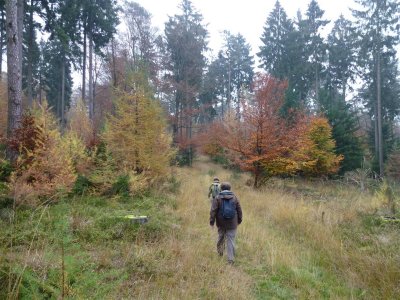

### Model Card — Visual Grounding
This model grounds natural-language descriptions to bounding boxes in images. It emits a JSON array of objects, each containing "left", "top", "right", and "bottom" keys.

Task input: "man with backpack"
[
  {"left": 210, "top": 182, "right": 242, "bottom": 264},
  {"left": 208, "top": 177, "right": 221, "bottom": 204}
]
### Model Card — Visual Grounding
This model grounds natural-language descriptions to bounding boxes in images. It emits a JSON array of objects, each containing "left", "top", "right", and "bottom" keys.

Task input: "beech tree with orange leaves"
[{"left": 219, "top": 74, "right": 306, "bottom": 187}]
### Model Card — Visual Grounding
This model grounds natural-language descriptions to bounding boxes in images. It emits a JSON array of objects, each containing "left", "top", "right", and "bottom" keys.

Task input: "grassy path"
[
  {"left": 128, "top": 157, "right": 398, "bottom": 299},
  {"left": 129, "top": 158, "right": 343, "bottom": 299}
]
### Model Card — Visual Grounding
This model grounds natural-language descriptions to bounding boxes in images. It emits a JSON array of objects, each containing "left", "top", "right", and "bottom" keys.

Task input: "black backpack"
[{"left": 221, "top": 198, "right": 236, "bottom": 219}]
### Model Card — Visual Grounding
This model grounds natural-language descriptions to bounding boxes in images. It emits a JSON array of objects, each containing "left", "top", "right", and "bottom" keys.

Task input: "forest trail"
[{"left": 130, "top": 156, "right": 366, "bottom": 299}]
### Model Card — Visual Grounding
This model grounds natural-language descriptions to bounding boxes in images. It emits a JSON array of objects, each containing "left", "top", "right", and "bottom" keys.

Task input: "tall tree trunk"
[
  {"left": 82, "top": 29, "right": 86, "bottom": 101},
  {"left": 111, "top": 37, "right": 117, "bottom": 87},
  {"left": 6, "top": 0, "right": 22, "bottom": 161},
  {"left": 38, "top": 64, "right": 42, "bottom": 104},
  {"left": 88, "top": 31, "right": 94, "bottom": 120},
  {"left": 61, "top": 57, "right": 65, "bottom": 129},
  {"left": 376, "top": 50, "right": 383, "bottom": 177},
  {"left": 17, "top": 0, "right": 23, "bottom": 93},
  {"left": 236, "top": 87, "right": 240, "bottom": 119},
  {"left": 315, "top": 62, "right": 319, "bottom": 103},
  {"left": 27, "top": 0, "right": 34, "bottom": 106},
  {"left": 0, "top": 9, "right": 4, "bottom": 79}
]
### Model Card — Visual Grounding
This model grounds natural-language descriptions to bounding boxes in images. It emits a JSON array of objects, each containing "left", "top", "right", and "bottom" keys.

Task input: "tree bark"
[
  {"left": 6, "top": 0, "right": 22, "bottom": 162},
  {"left": 111, "top": 37, "right": 117, "bottom": 87},
  {"left": 27, "top": 0, "right": 34, "bottom": 106},
  {"left": 61, "top": 57, "right": 65, "bottom": 129},
  {"left": 82, "top": 29, "right": 86, "bottom": 102},
  {"left": 17, "top": 0, "right": 22, "bottom": 91},
  {"left": 88, "top": 31, "right": 94, "bottom": 120},
  {"left": 376, "top": 50, "right": 383, "bottom": 177},
  {"left": 0, "top": 9, "right": 4, "bottom": 79}
]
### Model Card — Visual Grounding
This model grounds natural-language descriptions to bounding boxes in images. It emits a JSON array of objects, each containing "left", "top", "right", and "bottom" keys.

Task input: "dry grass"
[
  {"left": 3, "top": 156, "right": 398, "bottom": 299},
  {"left": 123, "top": 156, "right": 399, "bottom": 299}
]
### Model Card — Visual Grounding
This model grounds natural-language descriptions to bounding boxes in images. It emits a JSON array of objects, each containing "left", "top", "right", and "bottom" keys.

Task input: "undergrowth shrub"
[
  {"left": 9, "top": 102, "right": 76, "bottom": 206},
  {"left": 62, "top": 130, "right": 93, "bottom": 175},
  {"left": 0, "top": 158, "right": 12, "bottom": 181},
  {"left": 109, "top": 175, "right": 130, "bottom": 197},
  {"left": 87, "top": 142, "right": 117, "bottom": 194},
  {"left": 72, "top": 175, "right": 93, "bottom": 195}
]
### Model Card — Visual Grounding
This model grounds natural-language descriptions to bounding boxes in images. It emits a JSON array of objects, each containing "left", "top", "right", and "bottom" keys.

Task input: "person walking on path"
[
  {"left": 210, "top": 182, "right": 242, "bottom": 264},
  {"left": 208, "top": 177, "right": 221, "bottom": 205}
]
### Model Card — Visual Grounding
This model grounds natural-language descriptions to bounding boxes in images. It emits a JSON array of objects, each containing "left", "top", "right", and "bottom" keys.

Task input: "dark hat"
[
  {"left": 220, "top": 182, "right": 231, "bottom": 191},
  {"left": 213, "top": 177, "right": 220, "bottom": 182}
]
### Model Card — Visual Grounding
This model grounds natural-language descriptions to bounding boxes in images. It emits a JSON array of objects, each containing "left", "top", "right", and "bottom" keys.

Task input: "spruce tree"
[
  {"left": 165, "top": 0, "right": 208, "bottom": 166},
  {"left": 258, "top": 0, "right": 293, "bottom": 79},
  {"left": 304, "top": 0, "right": 329, "bottom": 104},
  {"left": 353, "top": 0, "right": 400, "bottom": 175}
]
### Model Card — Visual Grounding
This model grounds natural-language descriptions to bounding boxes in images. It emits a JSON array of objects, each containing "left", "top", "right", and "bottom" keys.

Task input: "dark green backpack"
[{"left": 211, "top": 183, "right": 221, "bottom": 198}]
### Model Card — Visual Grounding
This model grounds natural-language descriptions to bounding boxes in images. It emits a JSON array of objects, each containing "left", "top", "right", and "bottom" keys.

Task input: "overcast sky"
[{"left": 127, "top": 0, "right": 358, "bottom": 60}]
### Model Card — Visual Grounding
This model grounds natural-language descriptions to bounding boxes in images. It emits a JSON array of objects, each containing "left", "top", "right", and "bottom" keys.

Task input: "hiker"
[
  {"left": 208, "top": 177, "right": 221, "bottom": 204},
  {"left": 210, "top": 182, "right": 242, "bottom": 264}
]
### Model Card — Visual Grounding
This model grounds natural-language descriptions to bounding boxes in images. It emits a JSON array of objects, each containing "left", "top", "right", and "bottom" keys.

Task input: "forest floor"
[{"left": 1, "top": 156, "right": 400, "bottom": 299}]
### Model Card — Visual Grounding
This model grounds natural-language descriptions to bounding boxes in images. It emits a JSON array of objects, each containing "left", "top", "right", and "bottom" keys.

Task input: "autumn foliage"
[
  {"left": 9, "top": 102, "right": 76, "bottom": 205},
  {"left": 103, "top": 86, "right": 175, "bottom": 191},
  {"left": 202, "top": 74, "right": 342, "bottom": 186},
  {"left": 66, "top": 98, "right": 94, "bottom": 147},
  {"left": 297, "top": 117, "right": 343, "bottom": 177}
]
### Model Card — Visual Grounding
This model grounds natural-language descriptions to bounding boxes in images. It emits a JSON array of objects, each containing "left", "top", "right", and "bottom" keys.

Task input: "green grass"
[
  {"left": 1, "top": 158, "right": 399, "bottom": 299},
  {"left": 0, "top": 193, "right": 177, "bottom": 299}
]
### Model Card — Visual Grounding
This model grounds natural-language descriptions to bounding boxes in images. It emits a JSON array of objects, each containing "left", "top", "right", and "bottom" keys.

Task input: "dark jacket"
[{"left": 210, "top": 190, "right": 242, "bottom": 230}]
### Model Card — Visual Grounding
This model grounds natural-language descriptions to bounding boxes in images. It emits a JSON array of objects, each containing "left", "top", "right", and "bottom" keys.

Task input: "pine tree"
[
  {"left": 304, "top": 0, "right": 329, "bottom": 104},
  {"left": 79, "top": 0, "right": 118, "bottom": 118},
  {"left": 223, "top": 31, "right": 254, "bottom": 118},
  {"left": 164, "top": 0, "right": 208, "bottom": 166},
  {"left": 353, "top": 0, "right": 400, "bottom": 175},
  {"left": 258, "top": 0, "right": 293, "bottom": 79},
  {"left": 327, "top": 15, "right": 357, "bottom": 101},
  {"left": 319, "top": 89, "right": 364, "bottom": 174},
  {"left": 41, "top": 38, "right": 73, "bottom": 119}
]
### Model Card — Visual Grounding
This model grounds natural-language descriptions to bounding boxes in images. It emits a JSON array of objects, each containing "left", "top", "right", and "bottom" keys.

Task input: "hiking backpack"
[
  {"left": 221, "top": 199, "right": 236, "bottom": 219},
  {"left": 211, "top": 183, "right": 221, "bottom": 198}
]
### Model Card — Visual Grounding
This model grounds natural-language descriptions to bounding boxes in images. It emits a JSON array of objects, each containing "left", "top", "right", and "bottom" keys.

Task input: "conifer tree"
[
  {"left": 327, "top": 15, "right": 358, "bottom": 102},
  {"left": 103, "top": 71, "right": 174, "bottom": 178},
  {"left": 164, "top": 0, "right": 208, "bottom": 165},
  {"left": 304, "top": 0, "right": 329, "bottom": 104},
  {"left": 258, "top": 0, "right": 293, "bottom": 79},
  {"left": 222, "top": 31, "right": 254, "bottom": 118},
  {"left": 79, "top": 0, "right": 118, "bottom": 118},
  {"left": 353, "top": 0, "right": 400, "bottom": 175}
]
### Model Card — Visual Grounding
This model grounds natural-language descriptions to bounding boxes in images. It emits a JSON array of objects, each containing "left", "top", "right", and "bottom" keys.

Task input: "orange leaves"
[
  {"left": 207, "top": 74, "right": 342, "bottom": 186},
  {"left": 10, "top": 101, "right": 77, "bottom": 206}
]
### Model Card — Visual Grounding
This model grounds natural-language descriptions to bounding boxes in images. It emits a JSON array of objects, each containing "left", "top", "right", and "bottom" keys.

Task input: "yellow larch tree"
[{"left": 103, "top": 87, "right": 174, "bottom": 180}]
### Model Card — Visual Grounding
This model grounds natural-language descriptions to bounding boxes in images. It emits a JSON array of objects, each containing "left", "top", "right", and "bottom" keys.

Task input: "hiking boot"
[{"left": 228, "top": 260, "right": 234, "bottom": 265}]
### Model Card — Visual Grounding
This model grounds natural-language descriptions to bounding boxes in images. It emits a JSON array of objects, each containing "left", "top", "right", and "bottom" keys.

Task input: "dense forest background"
[{"left": 0, "top": 0, "right": 399, "bottom": 196}]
